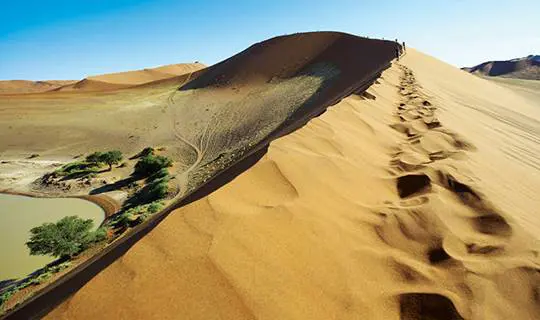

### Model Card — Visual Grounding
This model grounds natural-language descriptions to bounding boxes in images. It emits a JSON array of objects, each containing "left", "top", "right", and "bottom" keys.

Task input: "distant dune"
[
  {"left": 462, "top": 55, "right": 540, "bottom": 80},
  {"left": 0, "top": 80, "right": 77, "bottom": 94},
  {"left": 53, "top": 62, "right": 206, "bottom": 92},
  {"left": 0, "top": 63, "right": 206, "bottom": 95},
  {"left": 37, "top": 39, "right": 539, "bottom": 320}
]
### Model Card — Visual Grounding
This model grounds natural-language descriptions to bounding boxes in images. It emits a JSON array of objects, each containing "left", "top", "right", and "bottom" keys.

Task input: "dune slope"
[
  {"left": 46, "top": 50, "right": 540, "bottom": 320},
  {"left": 166, "top": 32, "right": 396, "bottom": 196}
]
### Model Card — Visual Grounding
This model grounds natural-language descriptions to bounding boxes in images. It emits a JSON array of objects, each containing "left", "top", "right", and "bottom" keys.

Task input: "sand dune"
[
  {"left": 53, "top": 63, "right": 205, "bottom": 92},
  {"left": 87, "top": 63, "right": 205, "bottom": 85},
  {"left": 463, "top": 55, "right": 540, "bottom": 80},
  {"left": 0, "top": 63, "right": 206, "bottom": 95},
  {"left": 46, "top": 49, "right": 540, "bottom": 320},
  {"left": 0, "top": 80, "right": 76, "bottom": 94}
]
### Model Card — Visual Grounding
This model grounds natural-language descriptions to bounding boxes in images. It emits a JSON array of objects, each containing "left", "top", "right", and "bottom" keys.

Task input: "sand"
[
  {"left": 45, "top": 49, "right": 540, "bottom": 320},
  {"left": 0, "top": 63, "right": 205, "bottom": 95},
  {"left": 479, "top": 76, "right": 540, "bottom": 104},
  {"left": 0, "top": 80, "right": 77, "bottom": 94}
]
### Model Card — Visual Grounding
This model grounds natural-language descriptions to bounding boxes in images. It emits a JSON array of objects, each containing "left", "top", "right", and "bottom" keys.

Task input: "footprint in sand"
[
  {"left": 396, "top": 173, "right": 432, "bottom": 198},
  {"left": 398, "top": 293, "right": 464, "bottom": 320}
]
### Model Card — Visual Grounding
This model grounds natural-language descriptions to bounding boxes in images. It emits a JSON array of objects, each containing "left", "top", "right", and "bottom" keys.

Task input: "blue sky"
[{"left": 1, "top": 0, "right": 538, "bottom": 80}]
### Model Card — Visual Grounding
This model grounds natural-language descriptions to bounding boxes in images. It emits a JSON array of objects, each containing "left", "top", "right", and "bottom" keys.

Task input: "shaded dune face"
[{"left": 167, "top": 32, "right": 397, "bottom": 195}]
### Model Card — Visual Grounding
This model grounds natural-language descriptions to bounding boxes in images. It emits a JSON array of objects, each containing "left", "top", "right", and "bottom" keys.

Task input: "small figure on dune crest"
[
  {"left": 395, "top": 39, "right": 401, "bottom": 60},
  {"left": 394, "top": 38, "right": 405, "bottom": 60}
]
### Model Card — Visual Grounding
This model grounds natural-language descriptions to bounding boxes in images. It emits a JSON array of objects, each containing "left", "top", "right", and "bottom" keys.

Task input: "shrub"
[
  {"left": 147, "top": 167, "right": 169, "bottom": 182},
  {"left": 91, "top": 226, "right": 108, "bottom": 243},
  {"left": 134, "top": 154, "right": 172, "bottom": 177},
  {"left": 0, "top": 289, "right": 15, "bottom": 309},
  {"left": 26, "top": 216, "right": 103, "bottom": 259},
  {"left": 55, "top": 161, "right": 99, "bottom": 178},
  {"left": 113, "top": 210, "right": 137, "bottom": 229},
  {"left": 146, "top": 178, "right": 169, "bottom": 201},
  {"left": 148, "top": 201, "right": 164, "bottom": 214},
  {"left": 130, "top": 147, "right": 155, "bottom": 160},
  {"left": 85, "top": 152, "right": 103, "bottom": 164}
]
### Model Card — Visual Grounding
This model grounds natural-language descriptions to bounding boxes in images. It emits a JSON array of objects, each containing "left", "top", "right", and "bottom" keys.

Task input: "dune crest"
[
  {"left": 46, "top": 49, "right": 540, "bottom": 319},
  {"left": 53, "top": 63, "right": 206, "bottom": 92}
]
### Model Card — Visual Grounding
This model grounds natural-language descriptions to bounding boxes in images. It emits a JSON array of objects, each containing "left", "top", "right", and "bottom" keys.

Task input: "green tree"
[
  {"left": 26, "top": 216, "right": 105, "bottom": 259},
  {"left": 134, "top": 154, "right": 172, "bottom": 176},
  {"left": 99, "top": 150, "right": 123, "bottom": 171}
]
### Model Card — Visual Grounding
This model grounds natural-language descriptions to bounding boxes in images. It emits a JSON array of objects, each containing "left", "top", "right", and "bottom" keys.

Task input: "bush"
[
  {"left": 26, "top": 216, "right": 103, "bottom": 259},
  {"left": 85, "top": 152, "right": 103, "bottom": 164},
  {"left": 134, "top": 154, "right": 172, "bottom": 177},
  {"left": 112, "top": 210, "right": 137, "bottom": 229},
  {"left": 91, "top": 226, "right": 108, "bottom": 243},
  {"left": 147, "top": 167, "right": 169, "bottom": 182},
  {"left": 130, "top": 147, "right": 154, "bottom": 160},
  {"left": 146, "top": 178, "right": 169, "bottom": 201},
  {"left": 148, "top": 201, "right": 164, "bottom": 214},
  {"left": 0, "top": 289, "right": 15, "bottom": 309},
  {"left": 53, "top": 160, "right": 102, "bottom": 180}
]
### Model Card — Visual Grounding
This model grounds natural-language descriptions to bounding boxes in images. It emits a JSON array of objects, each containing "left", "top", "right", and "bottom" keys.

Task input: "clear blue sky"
[{"left": 1, "top": 0, "right": 538, "bottom": 80}]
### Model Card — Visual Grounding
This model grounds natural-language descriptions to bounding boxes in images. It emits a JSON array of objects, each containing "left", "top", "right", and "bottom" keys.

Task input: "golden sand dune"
[
  {"left": 0, "top": 80, "right": 77, "bottom": 94},
  {"left": 0, "top": 63, "right": 205, "bottom": 95},
  {"left": 46, "top": 50, "right": 540, "bottom": 319},
  {"left": 54, "top": 63, "right": 206, "bottom": 92},
  {"left": 87, "top": 63, "right": 205, "bottom": 85}
]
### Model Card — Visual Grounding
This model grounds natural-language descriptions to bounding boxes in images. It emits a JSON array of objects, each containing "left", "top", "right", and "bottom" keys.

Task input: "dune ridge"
[
  {"left": 0, "top": 80, "right": 77, "bottom": 94},
  {"left": 45, "top": 49, "right": 540, "bottom": 320},
  {"left": 53, "top": 62, "right": 206, "bottom": 92},
  {"left": 463, "top": 55, "right": 540, "bottom": 80},
  {"left": 0, "top": 63, "right": 206, "bottom": 95}
]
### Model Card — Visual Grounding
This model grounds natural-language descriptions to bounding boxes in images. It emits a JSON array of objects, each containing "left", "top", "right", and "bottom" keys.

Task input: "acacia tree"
[
  {"left": 99, "top": 150, "right": 123, "bottom": 171},
  {"left": 26, "top": 216, "right": 105, "bottom": 259},
  {"left": 85, "top": 150, "right": 123, "bottom": 170}
]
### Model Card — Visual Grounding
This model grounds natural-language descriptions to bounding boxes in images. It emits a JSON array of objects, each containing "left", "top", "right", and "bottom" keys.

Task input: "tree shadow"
[
  {"left": 0, "top": 279, "right": 18, "bottom": 293},
  {"left": 89, "top": 176, "right": 140, "bottom": 195}
]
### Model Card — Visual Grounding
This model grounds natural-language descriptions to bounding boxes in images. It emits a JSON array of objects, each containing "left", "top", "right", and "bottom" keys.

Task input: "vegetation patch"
[
  {"left": 54, "top": 161, "right": 100, "bottom": 178},
  {"left": 4, "top": 147, "right": 173, "bottom": 314},
  {"left": 109, "top": 200, "right": 165, "bottom": 231},
  {"left": 0, "top": 260, "right": 72, "bottom": 311},
  {"left": 26, "top": 216, "right": 107, "bottom": 259},
  {"left": 86, "top": 150, "right": 123, "bottom": 170},
  {"left": 134, "top": 153, "right": 173, "bottom": 177}
]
